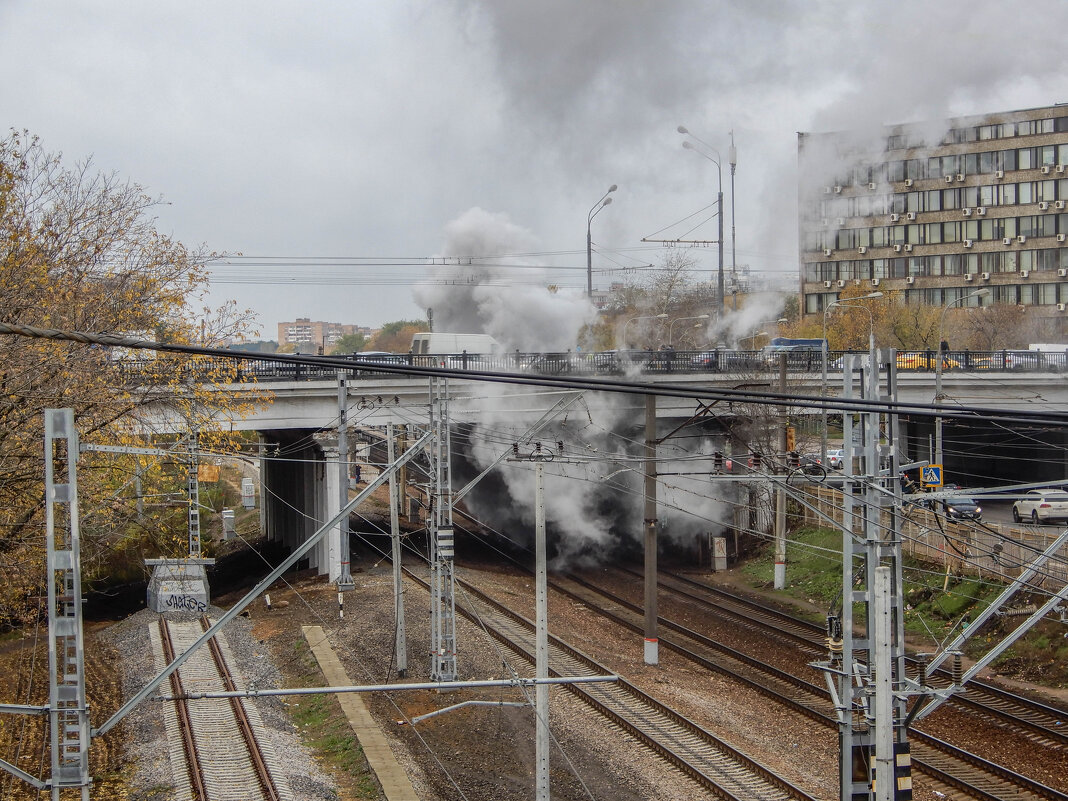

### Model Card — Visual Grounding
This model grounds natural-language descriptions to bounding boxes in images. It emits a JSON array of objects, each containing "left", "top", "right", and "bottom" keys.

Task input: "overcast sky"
[{"left": 4, "top": 1, "right": 1068, "bottom": 338}]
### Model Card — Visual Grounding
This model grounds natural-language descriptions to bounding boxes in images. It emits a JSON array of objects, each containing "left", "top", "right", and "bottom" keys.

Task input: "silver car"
[
  {"left": 826, "top": 449, "right": 844, "bottom": 469},
  {"left": 1012, "top": 489, "right": 1068, "bottom": 524}
]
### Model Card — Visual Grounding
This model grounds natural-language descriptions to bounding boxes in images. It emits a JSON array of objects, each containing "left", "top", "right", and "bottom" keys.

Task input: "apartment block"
[
  {"left": 798, "top": 104, "right": 1068, "bottom": 325},
  {"left": 277, "top": 318, "right": 366, "bottom": 353}
]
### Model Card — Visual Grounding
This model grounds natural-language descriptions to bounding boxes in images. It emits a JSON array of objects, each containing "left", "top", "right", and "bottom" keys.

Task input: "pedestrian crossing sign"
[{"left": 921, "top": 465, "right": 943, "bottom": 487}]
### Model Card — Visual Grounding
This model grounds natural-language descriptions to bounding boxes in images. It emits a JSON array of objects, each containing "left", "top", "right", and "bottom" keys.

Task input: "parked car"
[
  {"left": 524, "top": 353, "right": 581, "bottom": 375},
  {"left": 1012, "top": 489, "right": 1068, "bottom": 524},
  {"left": 973, "top": 351, "right": 1048, "bottom": 371},
  {"left": 943, "top": 496, "right": 982, "bottom": 521},
  {"left": 826, "top": 449, "right": 844, "bottom": 469},
  {"left": 896, "top": 352, "right": 960, "bottom": 370}
]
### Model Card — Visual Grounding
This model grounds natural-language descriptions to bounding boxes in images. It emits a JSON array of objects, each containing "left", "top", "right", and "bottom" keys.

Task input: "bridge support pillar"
[{"left": 322, "top": 447, "right": 344, "bottom": 582}]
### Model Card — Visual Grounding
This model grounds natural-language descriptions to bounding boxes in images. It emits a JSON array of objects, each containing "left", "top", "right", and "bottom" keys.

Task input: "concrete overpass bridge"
[{"left": 162, "top": 352, "right": 1068, "bottom": 582}]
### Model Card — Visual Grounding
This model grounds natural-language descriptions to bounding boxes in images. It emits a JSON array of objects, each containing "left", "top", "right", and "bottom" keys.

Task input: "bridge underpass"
[{"left": 216, "top": 364, "right": 1068, "bottom": 581}]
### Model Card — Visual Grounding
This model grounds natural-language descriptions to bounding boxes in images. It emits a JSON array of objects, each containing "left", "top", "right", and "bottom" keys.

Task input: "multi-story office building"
[{"left": 798, "top": 104, "right": 1068, "bottom": 330}]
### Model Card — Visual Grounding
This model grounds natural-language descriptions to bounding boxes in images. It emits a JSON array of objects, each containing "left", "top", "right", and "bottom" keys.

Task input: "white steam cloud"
[{"left": 413, "top": 207, "right": 596, "bottom": 352}]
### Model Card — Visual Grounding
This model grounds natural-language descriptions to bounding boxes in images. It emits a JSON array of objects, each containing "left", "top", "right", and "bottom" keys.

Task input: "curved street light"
[
  {"left": 820, "top": 292, "right": 884, "bottom": 464},
  {"left": 738, "top": 330, "right": 768, "bottom": 348},
  {"left": 935, "top": 288, "right": 989, "bottom": 467},
  {"left": 587, "top": 185, "right": 617, "bottom": 299},
  {"left": 679, "top": 126, "right": 726, "bottom": 317},
  {"left": 668, "top": 314, "right": 710, "bottom": 346},
  {"left": 622, "top": 313, "right": 668, "bottom": 349}
]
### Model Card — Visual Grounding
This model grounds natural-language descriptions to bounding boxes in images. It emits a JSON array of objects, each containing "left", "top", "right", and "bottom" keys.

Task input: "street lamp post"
[
  {"left": 935, "top": 289, "right": 989, "bottom": 468},
  {"left": 587, "top": 185, "right": 617, "bottom": 299},
  {"left": 668, "top": 314, "right": 710, "bottom": 346},
  {"left": 729, "top": 131, "right": 737, "bottom": 300},
  {"left": 821, "top": 292, "right": 884, "bottom": 465},
  {"left": 678, "top": 127, "right": 725, "bottom": 317},
  {"left": 738, "top": 331, "right": 767, "bottom": 349},
  {"left": 622, "top": 313, "right": 668, "bottom": 349}
]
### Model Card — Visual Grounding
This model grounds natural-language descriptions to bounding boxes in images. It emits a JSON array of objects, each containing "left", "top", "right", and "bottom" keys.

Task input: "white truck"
[{"left": 410, "top": 332, "right": 501, "bottom": 355}]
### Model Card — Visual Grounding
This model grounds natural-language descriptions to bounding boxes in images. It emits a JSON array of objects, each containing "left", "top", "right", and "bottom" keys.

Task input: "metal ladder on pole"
[
  {"left": 429, "top": 377, "right": 457, "bottom": 682},
  {"left": 44, "top": 408, "right": 90, "bottom": 800}
]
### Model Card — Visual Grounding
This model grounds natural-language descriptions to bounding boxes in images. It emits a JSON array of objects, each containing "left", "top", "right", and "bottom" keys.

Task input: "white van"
[{"left": 410, "top": 333, "right": 501, "bottom": 355}]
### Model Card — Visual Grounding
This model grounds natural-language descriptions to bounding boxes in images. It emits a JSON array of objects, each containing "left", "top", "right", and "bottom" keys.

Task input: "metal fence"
[
  {"left": 115, "top": 348, "right": 1068, "bottom": 384},
  {"left": 803, "top": 485, "right": 1068, "bottom": 590}
]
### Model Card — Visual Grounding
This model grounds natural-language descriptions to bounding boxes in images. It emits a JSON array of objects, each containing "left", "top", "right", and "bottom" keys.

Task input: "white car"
[
  {"left": 1012, "top": 489, "right": 1068, "bottom": 524},
  {"left": 826, "top": 449, "right": 844, "bottom": 469}
]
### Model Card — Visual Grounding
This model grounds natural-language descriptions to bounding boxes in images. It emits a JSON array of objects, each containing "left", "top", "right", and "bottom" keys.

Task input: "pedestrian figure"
[{"left": 354, "top": 464, "right": 362, "bottom": 483}]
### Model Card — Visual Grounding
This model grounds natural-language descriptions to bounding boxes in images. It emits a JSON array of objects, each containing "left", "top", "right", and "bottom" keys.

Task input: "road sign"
[{"left": 921, "top": 465, "right": 943, "bottom": 487}]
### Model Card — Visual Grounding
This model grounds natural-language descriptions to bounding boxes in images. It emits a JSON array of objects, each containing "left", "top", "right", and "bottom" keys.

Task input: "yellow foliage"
[{"left": 0, "top": 130, "right": 265, "bottom": 624}]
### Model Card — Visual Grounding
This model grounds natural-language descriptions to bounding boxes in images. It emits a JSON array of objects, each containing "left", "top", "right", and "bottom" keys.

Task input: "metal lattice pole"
[
  {"left": 429, "top": 378, "right": 457, "bottom": 681},
  {"left": 186, "top": 431, "right": 201, "bottom": 557},
  {"left": 44, "top": 409, "right": 90, "bottom": 800}
]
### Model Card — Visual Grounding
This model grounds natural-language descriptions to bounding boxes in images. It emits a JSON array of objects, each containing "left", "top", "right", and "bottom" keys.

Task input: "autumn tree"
[
  {"left": 366, "top": 319, "right": 428, "bottom": 352},
  {"left": 331, "top": 332, "right": 366, "bottom": 353},
  {"left": 0, "top": 130, "right": 261, "bottom": 624}
]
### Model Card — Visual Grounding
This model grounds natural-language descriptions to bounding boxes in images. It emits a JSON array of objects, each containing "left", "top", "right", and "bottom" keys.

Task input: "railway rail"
[
  {"left": 403, "top": 566, "right": 819, "bottom": 801},
  {"left": 558, "top": 566, "right": 1066, "bottom": 801},
  {"left": 646, "top": 566, "right": 1068, "bottom": 750},
  {"left": 155, "top": 616, "right": 287, "bottom": 801}
]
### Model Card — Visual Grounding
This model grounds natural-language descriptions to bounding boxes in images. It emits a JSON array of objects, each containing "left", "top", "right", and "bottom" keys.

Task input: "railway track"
[
  {"left": 646, "top": 566, "right": 1068, "bottom": 750},
  {"left": 154, "top": 616, "right": 288, "bottom": 801},
  {"left": 404, "top": 567, "right": 818, "bottom": 801},
  {"left": 557, "top": 567, "right": 1065, "bottom": 801}
]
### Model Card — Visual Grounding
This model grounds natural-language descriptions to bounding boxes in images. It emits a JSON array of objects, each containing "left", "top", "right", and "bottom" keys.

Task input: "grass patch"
[
  {"left": 281, "top": 637, "right": 383, "bottom": 800},
  {"left": 738, "top": 526, "right": 1068, "bottom": 686}
]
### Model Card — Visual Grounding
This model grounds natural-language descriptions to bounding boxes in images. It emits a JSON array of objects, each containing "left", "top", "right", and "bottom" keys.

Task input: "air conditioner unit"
[
  {"left": 836, "top": 217, "right": 846, "bottom": 225},
  {"left": 1019, "top": 235, "right": 1027, "bottom": 243},
  {"left": 837, "top": 279, "right": 846, "bottom": 287},
  {"left": 981, "top": 272, "right": 991, "bottom": 280},
  {"left": 945, "top": 175, "right": 954, "bottom": 184},
  {"left": 957, "top": 173, "right": 965, "bottom": 182},
  {"left": 823, "top": 186, "right": 833, "bottom": 194},
  {"left": 824, "top": 248, "right": 833, "bottom": 256},
  {"left": 871, "top": 278, "right": 881, "bottom": 286},
  {"left": 868, "top": 182, "right": 877, "bottom": 190},
  {"left": 890, "top": 213, "right": 900, "bottom": 222},
  {"left": 904, "top": 178, "right": 914, "bottom": 187},
  {"left": 834, "top": 185, "right": 843, "bottom": 193},
  {"left": 962, "top": 208, "right": 972, "bottom": 216},
  {"left": 1059, "top": 303, "right": 1067, "bottom": 311},
  {"left": 976, "top": 206, "right": 986, "bottom": 215},
  {"left": 823, "top": 280, "right": 832, "bottom": 288},
  {"left": 1003, "top": 237, "right": 1013, "bottom": 245},
  {"left": 906, "top": 276, "right": 915, "bottom": 284},
  {"left": 893, "top": 244, "right": 902, "bottom": 252},
  {"left": 1039, "top": 201, "right": 1050, "bottom": 210},
  {"left": 995, "top": 170, "right": 1005, "bottom": 179},
  {"left": 1059, "top": 235, "right": 1067, "bottom": 244},
  {"left": 820, "top": 218, "right": 829, "bottom": 226},
  {"left": 1058, "top": 165, "right": 1065, "bottom": 173},
  {"left": 904, "top": 244, "right": 913, "bottom": 252},
  {"left": 1042, "top": 165, "right": 1052, "bottom": 174},
  {"left": 1059, "top": 268, "right": 1068, "bottom": 276},
  {"left": 906, "top": 211, "right": 917, "bottom": 220},
  {"left": 1021, "top": 270, "right": 1030, "bottom": 278},
  {"left": 964, "top": 273, "right": 974, "bottom": 281},
  {"left": 963, "top": 239, "right": 973, "bottom": 247},
  {"left": 858, "top": 246, "right": 867, "bottom": 254},
  {"left": 1057, "top": 201, "right": 1066, "bottom": 210}
]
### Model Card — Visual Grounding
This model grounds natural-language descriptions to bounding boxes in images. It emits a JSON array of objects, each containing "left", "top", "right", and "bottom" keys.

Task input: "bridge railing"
[{"left": 114, "top": 349, "right": 1068, "bottom": 383}]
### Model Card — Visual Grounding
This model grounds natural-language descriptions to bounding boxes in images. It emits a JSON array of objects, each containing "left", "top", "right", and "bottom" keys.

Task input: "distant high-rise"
[
  {"left": 277, "top": 318, "right": 371, "bottom": 353},
  {"left": 798, "top": 104, "right": 1068, "bottom": 330}
]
